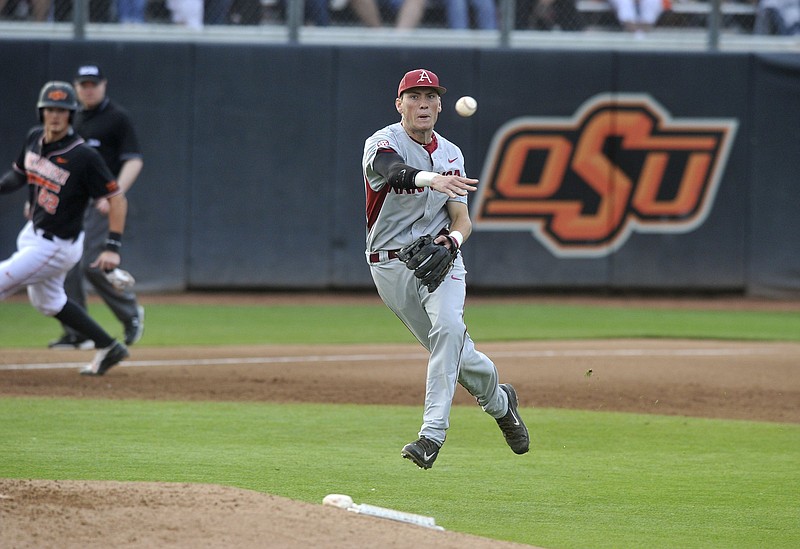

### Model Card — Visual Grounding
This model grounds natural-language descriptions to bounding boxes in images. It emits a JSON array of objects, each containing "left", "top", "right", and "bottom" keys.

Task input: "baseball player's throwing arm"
[
  {"left": 425, "top": 173, "right": 477, "bottom": 198},
  {"left": 373, "top": 150, "right": 477, "bottom": 198}
]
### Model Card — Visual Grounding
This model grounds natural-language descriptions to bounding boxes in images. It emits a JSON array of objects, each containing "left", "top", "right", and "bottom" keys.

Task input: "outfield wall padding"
[{"left": 0, "top": 41, "right": 797, "bottom": 296}]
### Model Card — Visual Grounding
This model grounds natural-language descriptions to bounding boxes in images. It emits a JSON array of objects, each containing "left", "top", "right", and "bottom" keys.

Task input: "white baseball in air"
[
  {"left": 323, "top": 493, "right": 354, "bottom": 509},
  {"left": 455, "top": 96, "right": 478, "bottom": 117}
]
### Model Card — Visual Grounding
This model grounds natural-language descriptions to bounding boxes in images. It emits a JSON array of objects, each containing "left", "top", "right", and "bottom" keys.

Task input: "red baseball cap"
[{"left": 397, "top": 69, "right": 447, "bottom": 97}]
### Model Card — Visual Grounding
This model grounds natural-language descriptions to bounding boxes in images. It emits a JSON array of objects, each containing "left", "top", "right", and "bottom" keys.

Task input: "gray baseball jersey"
[{"left": 363, "top": 122, "right": 467, "bottom": 256}]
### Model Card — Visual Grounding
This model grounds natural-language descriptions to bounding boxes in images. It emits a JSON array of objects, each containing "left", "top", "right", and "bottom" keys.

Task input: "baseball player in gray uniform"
[
  {"left": 0, "top": 81, "right": 129, "bottom": 376},
  {"left": 362, "top": 69, "right": 530, "bottom": 469}
]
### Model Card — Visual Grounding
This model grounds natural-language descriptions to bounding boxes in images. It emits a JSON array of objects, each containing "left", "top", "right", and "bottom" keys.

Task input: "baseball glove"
[{"left": 397, "top": 234, "right": 458, "bottom": 293}]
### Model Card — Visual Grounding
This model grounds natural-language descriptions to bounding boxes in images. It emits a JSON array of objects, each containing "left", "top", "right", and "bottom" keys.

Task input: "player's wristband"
[
  {"left": 105, "top": 232, "right": 123, "bottom": 253},
  {"left": 448, "top": 230, "right": 464, "bottom": 249},
  {"left": 414, "top": 171, "right": 437, "bottom": 187}
]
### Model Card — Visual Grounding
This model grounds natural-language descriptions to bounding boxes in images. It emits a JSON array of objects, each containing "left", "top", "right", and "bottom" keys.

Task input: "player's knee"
[
  {"left": 30, "top": 295, "right": 63, "bottom": 316},
  {"left": 431, "top": 321, "right": 465, "bottom": 342},
  {"left": 435, "top": 309, "right": 465, "bottom": 332}
]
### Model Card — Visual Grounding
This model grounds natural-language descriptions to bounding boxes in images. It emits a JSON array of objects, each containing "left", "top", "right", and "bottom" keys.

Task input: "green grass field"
[
  {"left": 2, "top": 298, "right": 800, "bottom": 346},
  {"left": 2, "top": 297, "right": 799, "bottom": 548}
]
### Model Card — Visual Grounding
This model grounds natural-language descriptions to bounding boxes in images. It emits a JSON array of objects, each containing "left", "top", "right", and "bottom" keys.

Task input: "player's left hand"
[
  {"left": 397, "top": 234, "right": 458, "bottom": 293},
  {"left": 91, "top": 250, "right": 121, "bottom": 273}
]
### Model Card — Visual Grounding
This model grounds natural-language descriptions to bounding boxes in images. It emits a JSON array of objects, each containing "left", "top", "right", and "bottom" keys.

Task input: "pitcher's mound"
[{"left": 0, "top": 479, "right": 536, "bottom": 548}]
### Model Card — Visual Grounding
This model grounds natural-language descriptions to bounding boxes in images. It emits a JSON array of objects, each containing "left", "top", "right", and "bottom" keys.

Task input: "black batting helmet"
[{"left": 37, "top": 81, "right": 78, "bottom": 122}]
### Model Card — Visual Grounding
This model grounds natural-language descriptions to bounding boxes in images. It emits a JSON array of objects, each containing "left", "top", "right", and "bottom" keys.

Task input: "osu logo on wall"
[{"left": 472, "top": 93, "right": 738, "bottom": 257}]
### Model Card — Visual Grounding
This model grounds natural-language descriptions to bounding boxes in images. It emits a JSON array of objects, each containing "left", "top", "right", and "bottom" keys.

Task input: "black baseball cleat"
[
  {"left": 401, "top": 437, "right": 441, "bottom": 470},
  {"left": 496, "top": 384, "right": 530, "bottom": 454},
  {"left": 124, "top": 306, "right": 145, "bottom": 345},
  {"left": 80, "top": 341, "right": 129, "bottom": 376},
  {"left": 48, "top": 333, "right": 94, "bottom": 350}
]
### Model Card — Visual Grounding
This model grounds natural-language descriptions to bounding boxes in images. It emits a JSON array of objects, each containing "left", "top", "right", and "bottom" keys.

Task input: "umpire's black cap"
[{"left": 74, "top": 64, "right": 106, "bottom": 83}]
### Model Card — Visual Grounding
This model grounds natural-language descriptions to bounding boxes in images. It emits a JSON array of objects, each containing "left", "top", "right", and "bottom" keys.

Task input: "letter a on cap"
[{"left": 416, "top": 70, "right": 433, "bottom": 85}]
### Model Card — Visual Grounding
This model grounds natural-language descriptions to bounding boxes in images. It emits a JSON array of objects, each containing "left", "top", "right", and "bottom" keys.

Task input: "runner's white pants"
[{"left": 0, "top": 221, "right": 84, "bottom": 316}]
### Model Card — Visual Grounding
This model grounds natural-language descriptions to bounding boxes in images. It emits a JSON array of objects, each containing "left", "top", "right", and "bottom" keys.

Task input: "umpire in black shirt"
[{"left": 50, "top": 63, "right": 146, "bottom": 350}]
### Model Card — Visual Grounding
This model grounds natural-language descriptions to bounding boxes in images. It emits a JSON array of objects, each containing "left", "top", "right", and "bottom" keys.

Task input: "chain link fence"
[{"left": 0, "top": 0, "right": 797, "bottom": 43}]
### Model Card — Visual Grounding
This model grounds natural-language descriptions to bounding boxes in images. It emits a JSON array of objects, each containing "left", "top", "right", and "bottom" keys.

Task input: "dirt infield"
[{"left": 2, "top": 293, "right": 799, "bottom": 548}]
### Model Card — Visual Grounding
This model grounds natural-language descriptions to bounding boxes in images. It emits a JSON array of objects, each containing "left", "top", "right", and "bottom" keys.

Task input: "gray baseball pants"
[
  {"left": 62, "top": 206, "right": 139, "bottom": 337},
  {"left": 370, "top": 254, "right": 508, "bottom": 446}
]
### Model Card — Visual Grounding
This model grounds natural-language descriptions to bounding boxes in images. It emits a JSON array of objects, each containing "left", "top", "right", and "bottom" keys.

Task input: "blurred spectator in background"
[
  {"left": 0, "top": 0, "right": 48, "bottom": 20},
  {"left": 524, "top": 0, "right": 584, "bottom": 30},
  {"left": 394, "top": 0, "right": 425, "bottom": 27},
  {"left": 275, "top": 0, "right": 496, "bottom": 28},
  {"left": 346, "top": 0, "right": 390, "bottom": 26},
  {"left": 754, "top": 0, "right": 800, "bottom": 34},
  {"left": 350, "top": 0, "right": 384, "bottom": 26},
  {"left": 117, "top": 0, "right": 146, "bottom": 22},
  {"left": 308, "top": 0, "right": 331, "bottom": 24},
  {"left": 292, "top": 0, "right": 402, "bottom": 28},
  {"left": 48, "top": 0, "right": 111, "bottom": 22},
  {"left": 228, "top": 0, "right": 263, "bottom": 24},
  {"left": 273, "top": 0, "right": 330, "bottom": 25},
  {"left": 167, "top": 0, "right": 203, "bottom": 27},
  {"left": 445, "top": 0, "right": 497, "bottom": 28},
  {"left": 609, "top": 0, "right": 668, "bottom": 34},
  {"left": 395, "top": 0, "right": 497, "bottom": 28},
  {"left": 205, "top": 0, "right": 233, "bottom": 23},
  {"left": 270, "top": 0, "right": 347, "bottom": 26}
]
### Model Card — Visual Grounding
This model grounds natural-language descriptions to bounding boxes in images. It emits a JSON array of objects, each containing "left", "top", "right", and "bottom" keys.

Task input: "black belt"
[
  {"left": 369, "top": 250, "right": 399, "bottom": 263},
  {"left": 370, "top": 230, "right": 450, "bottom": 263},
  {"left": 36, "top": 228, "right": 76, "bottom": 242}
]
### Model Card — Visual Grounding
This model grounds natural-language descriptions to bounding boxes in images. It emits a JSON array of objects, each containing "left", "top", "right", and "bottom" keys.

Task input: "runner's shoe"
[
  {"left": 401, "top": 437, "right": 441, "bottom": 469},
  {"left": 48, "top": 334, "right": 94, "bottom": 350},
  {"left": 80, "top": 341, "right": 129, "bottom": 376},
  {"left": 496, "top": 384, "right": 530, "bottom": 454}
]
